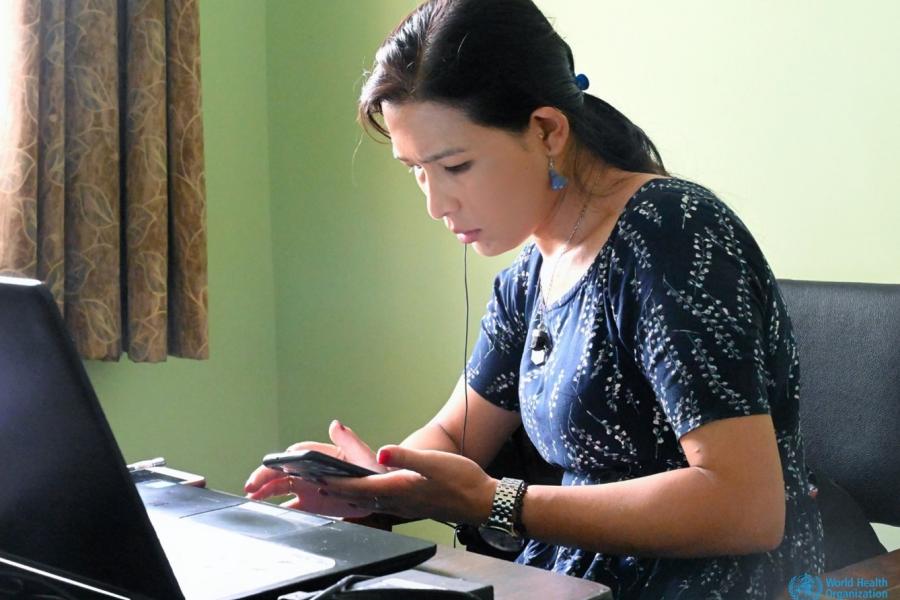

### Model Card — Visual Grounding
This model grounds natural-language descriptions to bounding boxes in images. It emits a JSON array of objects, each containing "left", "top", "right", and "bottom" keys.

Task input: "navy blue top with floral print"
[{"left": 466, "top": 177, "right": 824, "bottom": 599}]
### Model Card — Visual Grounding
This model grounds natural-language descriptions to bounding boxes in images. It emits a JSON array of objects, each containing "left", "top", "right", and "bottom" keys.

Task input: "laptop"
[{"left": 0, "top": 276, "right": 436, "bottom": 599}]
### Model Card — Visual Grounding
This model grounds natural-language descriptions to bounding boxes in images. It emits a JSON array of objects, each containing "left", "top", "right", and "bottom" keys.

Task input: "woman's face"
[{"left": 382, "top": 101, "right": 552, "bottom": 257}]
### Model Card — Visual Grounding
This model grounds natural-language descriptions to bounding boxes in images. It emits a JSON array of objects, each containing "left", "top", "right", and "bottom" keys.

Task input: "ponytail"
[{"left": 571, "top": 94, "right": 668, "bottom": 176}]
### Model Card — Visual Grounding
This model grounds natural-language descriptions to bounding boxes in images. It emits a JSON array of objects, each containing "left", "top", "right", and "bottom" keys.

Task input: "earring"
[{"left": 548, "top": 156, "right": 568, "bottom": 191}]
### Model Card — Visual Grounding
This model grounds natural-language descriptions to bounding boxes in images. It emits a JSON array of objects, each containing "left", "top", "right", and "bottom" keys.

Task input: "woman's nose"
[{"left": 424, "top": 181, "right": 457, "bottom": 221}]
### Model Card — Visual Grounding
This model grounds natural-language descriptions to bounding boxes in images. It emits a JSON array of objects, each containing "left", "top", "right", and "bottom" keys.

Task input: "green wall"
[
  {"left": 541, "top": 1, "right": 899, "bottom": 284},
  {"left": 87, "top": 0, "right": 280, "bottom": 495},
  {"left": 265, "top": 0, "right": 479, "bottom": 544},
  {"left": 84, "top": 0, "right": 898, "bottom": 551}
]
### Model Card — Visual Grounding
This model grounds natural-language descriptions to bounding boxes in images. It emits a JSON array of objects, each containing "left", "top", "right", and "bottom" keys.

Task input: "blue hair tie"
[{"left": 574, "top": 73, "right": 590, "bottom": 91}]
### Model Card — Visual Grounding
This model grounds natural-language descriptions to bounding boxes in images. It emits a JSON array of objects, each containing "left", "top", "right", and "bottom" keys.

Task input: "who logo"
[{"left": 788, "top": 572, "right": 824, "bottom": 599}]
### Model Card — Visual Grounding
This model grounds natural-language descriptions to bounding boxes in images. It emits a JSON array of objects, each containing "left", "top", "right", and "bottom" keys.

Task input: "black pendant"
[{"left": 530, "top": 324, "right": 551, "bottom": 365}]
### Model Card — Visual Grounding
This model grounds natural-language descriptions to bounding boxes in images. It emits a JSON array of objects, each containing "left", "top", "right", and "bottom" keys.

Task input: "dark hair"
[{"left": 358, "top": 0, "right": 667, "bottom": 178}]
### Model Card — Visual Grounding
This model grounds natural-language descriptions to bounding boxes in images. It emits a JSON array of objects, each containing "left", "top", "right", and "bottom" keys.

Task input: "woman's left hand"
[{"left": 319, "top": 445, "right": 498, "bottom": 525}]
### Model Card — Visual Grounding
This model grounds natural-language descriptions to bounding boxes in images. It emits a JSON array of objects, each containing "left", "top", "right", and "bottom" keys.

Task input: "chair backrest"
[{"left": 778, "top": 279, "right": 900, "bottom": 526}]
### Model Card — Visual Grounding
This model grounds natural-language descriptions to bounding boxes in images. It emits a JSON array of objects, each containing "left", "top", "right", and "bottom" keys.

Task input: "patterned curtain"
[{"left": 0, "top": 0, "right": 208, "bottom": 362}]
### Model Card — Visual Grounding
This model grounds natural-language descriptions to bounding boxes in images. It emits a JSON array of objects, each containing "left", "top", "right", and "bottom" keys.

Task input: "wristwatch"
[{"left": 477, "top": 477, "right": 528, "bottom": 552}]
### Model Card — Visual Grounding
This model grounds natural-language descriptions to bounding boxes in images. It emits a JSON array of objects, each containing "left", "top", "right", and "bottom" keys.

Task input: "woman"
[{"left": 245, "top": 0, "right": 825, "bottom": 597}]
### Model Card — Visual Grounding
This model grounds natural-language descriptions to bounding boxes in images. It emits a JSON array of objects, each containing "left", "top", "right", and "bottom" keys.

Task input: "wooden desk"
[
  {"left": 416, "top": 545, "right": 612, "bottom": 600},
  {"left": 354, "top": 515, "right": 611, "bottom": 599}
]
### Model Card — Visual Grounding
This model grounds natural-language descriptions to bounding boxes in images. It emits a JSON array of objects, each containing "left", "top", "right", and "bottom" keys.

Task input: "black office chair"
[{"left": 778, "top": 279, "right": 900, "bottom": 571}]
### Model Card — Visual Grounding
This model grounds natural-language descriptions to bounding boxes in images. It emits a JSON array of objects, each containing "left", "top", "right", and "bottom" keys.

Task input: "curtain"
[{"left": 0, "top": 0, "right": 208, "bottom": 362}]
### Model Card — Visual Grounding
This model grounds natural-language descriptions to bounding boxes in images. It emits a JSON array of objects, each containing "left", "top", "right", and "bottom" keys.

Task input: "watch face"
[{"left": 478, "top": 525, "right": 526, "bottom": 553}]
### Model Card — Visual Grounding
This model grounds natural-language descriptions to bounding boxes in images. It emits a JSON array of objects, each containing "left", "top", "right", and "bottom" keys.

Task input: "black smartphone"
[{"left": 262, "top": 450, "right": 377, "bottom": 480}]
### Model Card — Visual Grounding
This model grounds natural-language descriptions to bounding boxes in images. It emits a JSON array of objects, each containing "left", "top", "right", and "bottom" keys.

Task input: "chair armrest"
[{"left": 774, "top": 549, "right": 900, "bottom": 599}]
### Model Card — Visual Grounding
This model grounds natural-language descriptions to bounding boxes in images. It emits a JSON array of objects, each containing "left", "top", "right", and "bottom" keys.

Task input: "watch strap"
[{"left": 485, "top": 477, "right": 527, "bottom": 537}]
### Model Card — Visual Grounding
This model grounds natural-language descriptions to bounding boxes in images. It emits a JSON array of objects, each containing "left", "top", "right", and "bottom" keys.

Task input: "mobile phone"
[{"left": 262, "top": 450, "right": 377, "bottom": 480}]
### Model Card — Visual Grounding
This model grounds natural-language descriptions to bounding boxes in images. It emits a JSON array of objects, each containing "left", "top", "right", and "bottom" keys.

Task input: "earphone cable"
[{"left": 461, "top": 244, "right": 470, "bottom": 458}]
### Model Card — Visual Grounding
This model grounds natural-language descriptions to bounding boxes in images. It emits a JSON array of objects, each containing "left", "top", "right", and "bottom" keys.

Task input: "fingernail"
[
  {"left": 377, "top": 449, "right": 391, "bottom": 465},
  {"left": 317, "top": 488, "right": 329, "bottom": 496},
  {"left": 337, "top": 421, "right": 346, "bottom": 431}
]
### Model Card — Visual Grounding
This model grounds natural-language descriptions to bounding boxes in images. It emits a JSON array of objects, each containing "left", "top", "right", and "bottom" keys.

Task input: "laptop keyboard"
[{"left": 150, "top": 513, "right": 336, "bottom": 600}]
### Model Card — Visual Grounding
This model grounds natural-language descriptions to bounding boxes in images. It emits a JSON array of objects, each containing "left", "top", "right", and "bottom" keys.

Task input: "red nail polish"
[
  {"left": 317, "top": 488, "right": 328, "bottom": 496},
  {"left": 377, "top": 449, "right": 391, "bottom": 465}
]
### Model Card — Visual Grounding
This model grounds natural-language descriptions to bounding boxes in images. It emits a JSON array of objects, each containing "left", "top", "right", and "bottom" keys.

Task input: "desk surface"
[{"left": 417, "top": 545, "right": 612, "bottom": 600}]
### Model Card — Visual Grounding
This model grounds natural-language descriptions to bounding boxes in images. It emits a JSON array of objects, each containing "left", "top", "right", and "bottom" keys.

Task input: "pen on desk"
[{"left": 127, "top": 457, "right": 167, "bottom": 472}]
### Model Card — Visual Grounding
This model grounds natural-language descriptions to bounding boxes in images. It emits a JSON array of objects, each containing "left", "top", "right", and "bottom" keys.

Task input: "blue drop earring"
[{"left": 548, "top": 156, "right": 568, "bottom": 191}]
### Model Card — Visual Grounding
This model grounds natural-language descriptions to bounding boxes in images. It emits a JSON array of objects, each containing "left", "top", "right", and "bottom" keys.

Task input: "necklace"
[{"left": 530, "top": 198, "right": 590, "bottom": 366}]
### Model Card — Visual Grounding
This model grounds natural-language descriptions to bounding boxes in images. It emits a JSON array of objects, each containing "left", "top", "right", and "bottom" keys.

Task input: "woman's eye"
[
  {"left": 444, "top": 162, "right": 471, "bottom": 174},
  {"left": 408, "top": 164, "right": 422, "bottom": 175}
]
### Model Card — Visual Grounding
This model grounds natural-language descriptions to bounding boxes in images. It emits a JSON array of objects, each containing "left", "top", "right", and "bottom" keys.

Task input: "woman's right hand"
[{"left": 243, "top": 420, "right": 385, "bottom": 518}]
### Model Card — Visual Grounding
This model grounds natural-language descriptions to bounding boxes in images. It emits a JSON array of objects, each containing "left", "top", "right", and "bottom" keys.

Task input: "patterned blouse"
[{"left": 466, "top": 178, "right": 825, "bottom": 599}]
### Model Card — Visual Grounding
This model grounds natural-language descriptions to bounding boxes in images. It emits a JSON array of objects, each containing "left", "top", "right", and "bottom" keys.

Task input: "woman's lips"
[{"left": 454, "top": 229, "right": 481, "bottom": 244}]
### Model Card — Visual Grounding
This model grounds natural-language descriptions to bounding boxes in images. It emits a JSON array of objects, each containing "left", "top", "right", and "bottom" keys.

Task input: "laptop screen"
[{"left": 0, "top": 277, "right": 183, "bottom": 600}]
